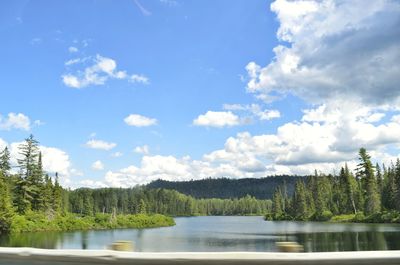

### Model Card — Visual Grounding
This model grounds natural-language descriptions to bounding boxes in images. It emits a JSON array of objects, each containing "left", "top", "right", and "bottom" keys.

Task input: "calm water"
[{"left": 1, "top": 216, "right": 400, "bottom": 252}]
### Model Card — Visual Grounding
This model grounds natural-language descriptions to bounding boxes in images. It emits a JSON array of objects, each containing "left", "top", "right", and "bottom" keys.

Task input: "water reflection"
[{"left": 1, "top": 217, "right": 400, "bottom": 252}]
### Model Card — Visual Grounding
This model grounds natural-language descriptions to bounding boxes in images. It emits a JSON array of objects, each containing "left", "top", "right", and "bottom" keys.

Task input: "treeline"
[
  {"left": 69, "top": 187, "right": 272, "bottom": 216},
  {"left": 147, "top": 176, "right": 302, "bottom": 199},
  {"left": 268, "top": 148, "right": 400, "bottom": 222},
  {"left": 0, "top": 135, "right": 176, "bottom": 234}
]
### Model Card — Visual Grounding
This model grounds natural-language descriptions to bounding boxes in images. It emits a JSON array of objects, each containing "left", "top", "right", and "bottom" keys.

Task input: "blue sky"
[{"left": 0, "top": 0, "right": 399, "bottom": 188}]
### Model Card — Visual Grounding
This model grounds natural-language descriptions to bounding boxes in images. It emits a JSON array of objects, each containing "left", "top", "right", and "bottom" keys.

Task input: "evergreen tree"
[
  {"left": 357, "top": 148, "right": 380, "bottom": 215},
  {"left": 344, "top": 164, "right": 357, "bottom": 214},
  {"left": 0, "top": 147, "right": 11, "bottom": 175},
  {"left": 292, "top": 181, "right": 309, "bottom": 220},
  {"left": 28, "top": 152, "right": 45, "bottom": 211},
  {"left": 42, "top": 174, "right": 54, "bottom": 212},
  {"left": 272, "top": 187, "right": 283, "bottom": 218},
  {"left": 53, "top": 173, "right": 63, "bottom": 213},
  {"left": 376, "top": 163, "right": 383, "bottom": 195},
  {"left": 395, "top": 159, "right": 400, "bottom": 211},
  {"left": 382, "top": 164, "right": 396, "bottom": 210},
  {"left": 138, "top": 199, "right": 147, "bottom": 214},
  {"left": 0, "top": 171, "right": 13, "bottom": 233}
]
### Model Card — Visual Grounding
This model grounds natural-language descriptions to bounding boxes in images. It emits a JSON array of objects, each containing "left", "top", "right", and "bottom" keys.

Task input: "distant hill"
[{"left": 146, "top": 176, "right": 304, "bottom": 200}]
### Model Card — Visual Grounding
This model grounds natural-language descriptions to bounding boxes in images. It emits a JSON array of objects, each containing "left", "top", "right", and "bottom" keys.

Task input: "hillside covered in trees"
[
  {"left": 268, "top": 148, "right": 400, "bottom": 223},
  {"left": 146, "top": 176, "right": 302, "bottom": 199}
]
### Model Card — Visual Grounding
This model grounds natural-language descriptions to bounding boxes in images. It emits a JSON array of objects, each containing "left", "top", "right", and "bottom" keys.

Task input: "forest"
[
  {"left": 267, "top": 148, "right": 400, "bottom": 223},
  {"left": 146, "top": 176, "right": 301, "bottom": 199}
]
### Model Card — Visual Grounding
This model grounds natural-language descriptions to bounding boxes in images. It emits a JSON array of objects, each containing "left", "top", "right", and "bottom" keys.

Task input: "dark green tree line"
[{"left": 268, "top": 148, "right": 400, "bottom": 222}]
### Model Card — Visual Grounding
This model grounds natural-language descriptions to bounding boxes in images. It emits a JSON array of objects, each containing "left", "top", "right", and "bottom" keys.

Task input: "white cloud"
[
  {"left": 0, "top": 113, "right": 31, "bottom": 131},
  {"left": 222, "top": 104, "right": 281, "bottom": 122},
  {"left": 79, "top": 179, "right": 108, "bottom": 188},
  {"left": 130, "top": 74, "right": 149, "bottom": 84},
  {"left": 86, "top": 139, "right": 116, "bottom": 150},
  {"left": 392, "top": 115, "right": 400, "bottom": 124},
  {"left": 124, "top": 114, "right": 157, "bottom": 127},
  {"left": 111, "top": 152, "right": 123, "bottom": 157},
  {"left": 246, "top": 0, "right": 400, "bottom": 106},
  {"left": 100, "top": 103, "right": 400, "bottom": 187},
  {"left": 0, "top": 138, "right": 7, "bottom": 151},
  {"left": 68, "top": 46, "right": 78, "bottom": 53},
  {"left": 92, "top": 160, "right": 104, "bottom": 170},
  {"left": 193, "top": 111, "right": 240, "bottom": 128},
  {"left": 134, "top": 145, "right": 149, "bottom": 155},
  {"left": 62, "top": 54, "right": 150, "bottom": 88}
]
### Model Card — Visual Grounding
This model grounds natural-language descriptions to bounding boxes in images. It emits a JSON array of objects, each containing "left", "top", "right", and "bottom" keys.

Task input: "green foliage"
[
  {"left": 0, "top": 147, "right": 11, "bottom": 174},
  {"left": 267, "top": 148, "right": 399, "bottom": 224},
  {"left": 312, "top": 210, "right": 333, "bottom": 221},
  {"left": 9, "top": 213, "right": 174, "bottom": 234},
  {"left": 331, "top": 214, "right": 356, "bottom": 222}
]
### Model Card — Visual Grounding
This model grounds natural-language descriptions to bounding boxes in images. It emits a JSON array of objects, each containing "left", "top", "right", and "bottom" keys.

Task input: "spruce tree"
[
  {"left": 0, "top": 147, "right": 11, "bottom": 175},
  {"left": 272, "top": 187, "right": 283, "bottom": 218},
  {"left": 395, "top": 159, "right": 400, "bottom": 211},
  {"left": 29, "top": 152, "right": 45, "bottom": 211},
  {"left": 357, "top": 148, "right": 380, "bottom": 215},
  {"left": 292, "top": 181, "right": 308, "bottom": 220},
  {"left": 53, "top": 173, "right": 63, "bottom": 213},
  {"left": 344, "top": 164, "right": 357, "bottom": 214},
  {"left": 0, "top": 171, "right": 13, "bottom": 233}
]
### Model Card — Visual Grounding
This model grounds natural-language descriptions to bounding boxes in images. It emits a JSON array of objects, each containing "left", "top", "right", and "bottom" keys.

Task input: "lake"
[{"left": 1, "top": 216, "right": 400, "bottom": 252}]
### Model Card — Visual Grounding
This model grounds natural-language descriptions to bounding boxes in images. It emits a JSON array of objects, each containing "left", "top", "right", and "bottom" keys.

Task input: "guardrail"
[{"left": 1, "top": 248, "right": 400, "bottom": 265}]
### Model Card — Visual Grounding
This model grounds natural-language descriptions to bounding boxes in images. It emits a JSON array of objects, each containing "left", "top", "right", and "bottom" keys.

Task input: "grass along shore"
[{"left": 6, "top": 212, "right": 175, "bottom": 234}]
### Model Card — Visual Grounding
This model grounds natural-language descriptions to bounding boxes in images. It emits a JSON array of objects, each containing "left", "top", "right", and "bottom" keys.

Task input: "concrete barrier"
[{"left": 1, "top": 248, "right": 400, "bottom": 265}]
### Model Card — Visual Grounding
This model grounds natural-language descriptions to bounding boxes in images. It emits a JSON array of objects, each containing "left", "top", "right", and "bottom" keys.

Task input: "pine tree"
[
  {"left": 272, "top": 187, "right": 283, "bottom": 218},
  {"left": 53, "top": 173, "right": 63, "bottom": 213},
  {"left": 139, "top": 199, "right": 147, "bottom": 214},
  {"left": 28, "top": 152, "right": 45, "bottom": 211},
  {"left": 344, "top": 164, "right": 357, "bottom": 214},
  {"left": 0, "top": 171, "right": 13, "bottom": 233},
  {"left": 382, "top": 164, "right": 396, "bottom": 210},
  {"left": 376, "top": 163, "right": 383, "bottom": 195},
  {"left": 357, "top": 148, "right": 380, "bottom": 215},
  {"left": 0, "top": 147, "right": 11, "bottom": 175},
  {"left": 292, "top": 181, "right": 309, "bottom": 220},
  {"left": 14, "top": 135, "right": 40, "bottom": 213},
  {"left": 42, "top": 174, "right": 54, "bottom": 212},
  {"left": 395, "top": 159, "right": 400, "bottom": 211}
]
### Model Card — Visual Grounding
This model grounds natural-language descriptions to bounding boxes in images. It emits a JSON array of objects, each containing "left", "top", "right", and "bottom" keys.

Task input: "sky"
[{"left": 0, "top": 0, "right": 399, "bottom": 188}]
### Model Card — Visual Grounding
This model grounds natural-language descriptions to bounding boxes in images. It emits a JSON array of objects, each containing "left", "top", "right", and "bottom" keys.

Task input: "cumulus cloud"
[
  {"left": 62, "top": 54, "right": 149, "bottom": 88},
  {"left": 193, "top": 111, "right": 240, "bottom": 128},
  {"left": 86, "top": 139, "right": 117, "bottom": 150},
  {"left": 134, "top": 145, "right": 150, "bottom": 155},
  {"left": 68, "top": 46, "right": 78, "bottom": 53},
  {"left": 0, "top": 113, "right": 31, "bottom": 131},
  {"left": 246, "top": 0, "right": 400, "bottom": 106},
  {"left": 92, "top": 160, "right": 104, "bottom": 170},
  {"left": 130, "top": 74, "right": 149, "bottom": 84},
  {"left": 79, "top": 179, "right": 108, "bottom": 188},
  {"left": 223, "top": 104, "right": 281, "bottom": 121},
  {"left": 124, "top": 114, "right": 157, "bottom": 127},
  {"left": 100, "top": 103, "right": 400, "bottom": 187}
]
